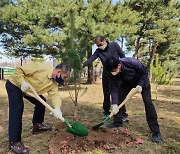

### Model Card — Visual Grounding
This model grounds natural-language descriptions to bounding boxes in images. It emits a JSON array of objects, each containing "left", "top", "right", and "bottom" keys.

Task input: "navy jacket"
[
  {"left": 83, "top": 42, "right": 125, "bottom": 71},
  {"left": 108, "top": 57, "right": 149, "bottom": 105}
]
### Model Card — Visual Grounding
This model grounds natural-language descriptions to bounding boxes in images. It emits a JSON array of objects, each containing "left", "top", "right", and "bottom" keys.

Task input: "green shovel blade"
[
  {"left": 92, "top": 116, "right": 110, "bottom": 130},
  {"left": 64, "top": 120, "right": 88, "bottom": 137}
]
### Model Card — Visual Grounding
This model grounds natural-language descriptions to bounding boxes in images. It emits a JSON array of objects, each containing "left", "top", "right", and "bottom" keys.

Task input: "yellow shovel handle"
[
  {"left": 109, "top": 88, "right": 138, "bottom": 118},
  {"left": 26, "top": 83, "right": 65, "bottom": 122}
]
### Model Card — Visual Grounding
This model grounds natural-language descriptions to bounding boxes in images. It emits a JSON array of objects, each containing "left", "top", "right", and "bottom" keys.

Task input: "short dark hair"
[
  {"left": 94, "top": 35, "right": 106, "bottom": 42},
  {"left": 55, "top": 62, "right": 71, "bottom": 73},
  {"left": 104, "top": 57, "right": 120, "bottom": 72}
]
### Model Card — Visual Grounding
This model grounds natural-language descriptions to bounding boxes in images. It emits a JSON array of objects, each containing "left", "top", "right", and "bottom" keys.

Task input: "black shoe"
[
  {"left": 152, "top": 132, "right": 162, "bottom": 142},
  {"left": 122, "top": 116, "right": 129, "bottom": 122},
  {"left": 9, "top": 142, "right": 29, "bottom": 154},
  {"left": 32, "top": 123, "right": 52, "bottom": 134},
  {"left": 106, "top": 122, "right": 123, "bottom": 128},
  {"left": 103, "top": 114, "right": 110, "bottom": 120}
]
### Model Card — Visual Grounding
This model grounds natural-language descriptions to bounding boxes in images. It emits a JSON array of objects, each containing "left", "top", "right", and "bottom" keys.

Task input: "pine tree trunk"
[
  {"left": 149, "top": 42, "right": 158, "bottom": 81},
  {"left": 133, "top": 37, "right": 141, "bottom": 59},
  {"left": 87, "top": 48, "right": 94, "bottom": 84},
  {"left": 87, "top": 64, "right": 93, "bottom": 84},
  {"left": 150, "top": 42, "right": 158, "bottom": 65},
  {"left": 133, "top": 23, "right": 145, "bottom": 59}
]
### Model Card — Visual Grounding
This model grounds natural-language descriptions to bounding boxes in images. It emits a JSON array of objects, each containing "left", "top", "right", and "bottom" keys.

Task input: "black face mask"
[{"left": 55, "top": 74, "right": 64, "bottom": 83}]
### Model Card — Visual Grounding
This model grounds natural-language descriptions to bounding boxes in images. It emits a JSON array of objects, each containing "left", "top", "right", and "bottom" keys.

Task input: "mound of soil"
[{"left": 49, "top": 123, "right": 139, "bottom": 154}]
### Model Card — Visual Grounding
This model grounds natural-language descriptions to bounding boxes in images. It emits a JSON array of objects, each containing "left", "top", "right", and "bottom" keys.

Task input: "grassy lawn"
[{"left": 0, "top": 78, "right": 179, "bottom": 154}]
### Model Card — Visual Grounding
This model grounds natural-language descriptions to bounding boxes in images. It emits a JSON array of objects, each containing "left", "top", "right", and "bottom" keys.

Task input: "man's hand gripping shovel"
[
  {"left": 26, "top": 83, "right": 88, "bottom": 137},
  {"left": 92, "top": 88, "right": 138, "bottom": 130}
]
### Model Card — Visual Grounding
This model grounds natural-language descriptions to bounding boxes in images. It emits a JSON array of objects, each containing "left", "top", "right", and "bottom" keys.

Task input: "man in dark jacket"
[
  {"left": 83, "top": 35, "right": 128, "bottom": 121},
  {"left": 104, "top": 57, "right": 162, "bottom": 142}
]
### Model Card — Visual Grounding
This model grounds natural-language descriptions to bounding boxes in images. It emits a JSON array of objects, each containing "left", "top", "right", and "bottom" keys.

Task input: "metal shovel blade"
[
  {"left": 92, "top": 116, "right": 110, "bottom": 130},
  {"left": 66, "top": 121, "right": 89, "bottom": 137}
]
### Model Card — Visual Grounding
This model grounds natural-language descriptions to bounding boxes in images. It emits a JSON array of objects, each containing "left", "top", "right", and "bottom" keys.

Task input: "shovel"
[
  {"left": 26, "top": 84, "right": 88, "bottom": 137},
  {"left": 92, "top": 88, "right": 138, "bottom": 130}
]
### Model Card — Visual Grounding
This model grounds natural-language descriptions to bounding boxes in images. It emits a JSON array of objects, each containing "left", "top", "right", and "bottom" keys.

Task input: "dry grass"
[{"left": 0, "top": 78, "right": 180, "bottom": 154}]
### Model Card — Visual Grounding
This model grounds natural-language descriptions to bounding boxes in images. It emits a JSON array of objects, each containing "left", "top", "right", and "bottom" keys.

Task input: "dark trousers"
[
  {"left": 6, "top": 80, "right": 46, "bottom": 143},
  {"left": 102, "top": 72, "right": 128, "bottom": 117},
  {"left": 114, "top": 81, "right": 160, "bottom": 133}
]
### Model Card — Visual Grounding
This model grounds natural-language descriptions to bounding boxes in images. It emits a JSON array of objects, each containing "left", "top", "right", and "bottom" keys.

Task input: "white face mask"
[
  {"left": 111, "top": 70, "right": 120, "bottom": 76},
  {"left": 98, "top": 44, "right": 107, "bottom": 50}
]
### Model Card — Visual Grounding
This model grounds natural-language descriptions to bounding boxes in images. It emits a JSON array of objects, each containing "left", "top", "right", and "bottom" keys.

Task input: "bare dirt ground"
[
  {"left": 0, "top": 78, "right": 180, "bottom": 154},
  {"left": 49, "top": 125, "right": 137, "bottom": 154}
]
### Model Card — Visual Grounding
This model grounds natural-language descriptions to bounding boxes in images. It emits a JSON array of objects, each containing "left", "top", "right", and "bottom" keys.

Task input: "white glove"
[
  {"left": 21, "top": 82, "right": 29, "bottom": 92},
  {"left": 53, "top": 108, "right": 62, "bottom": 119},
  {"left": 112, "top": 104, "right": 119, "bottom": 115},
  {"left": 136, "top": 85, "right": 142, "bottom": 93}
]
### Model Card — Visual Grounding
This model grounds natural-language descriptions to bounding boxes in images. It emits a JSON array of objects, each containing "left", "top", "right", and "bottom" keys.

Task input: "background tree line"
[{"left": 0, "top": 0, "right": 179, "bottom": 83}]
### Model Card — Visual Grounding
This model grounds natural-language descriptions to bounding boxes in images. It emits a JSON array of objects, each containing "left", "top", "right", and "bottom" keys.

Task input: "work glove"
[
  {"left": 111, "top": 104, "right": 119, "bottom": 115},
  {"left": 21, "top": 82, "right": 29, "bottom": 92},
  {"left": 136, "top": 85, "right": 142, "bottom": 93},
  {"left": 53, "top": 108, "right": 62, "bottom": 119}
]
